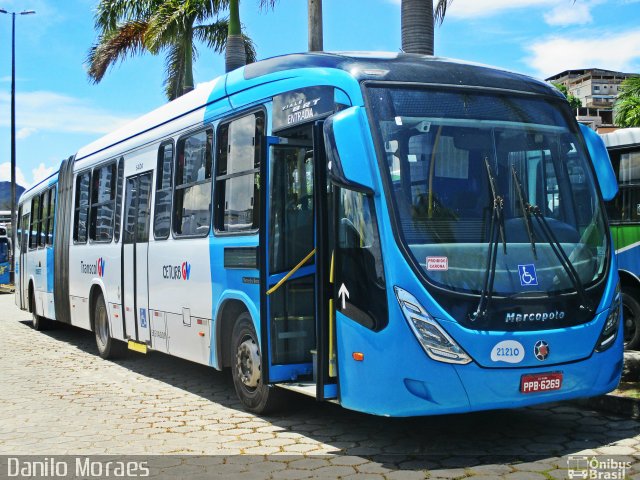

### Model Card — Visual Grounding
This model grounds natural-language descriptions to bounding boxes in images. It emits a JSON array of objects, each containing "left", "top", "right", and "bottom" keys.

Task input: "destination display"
[{"left": 272, "top": 86, "right": 335, "bottom": 132}]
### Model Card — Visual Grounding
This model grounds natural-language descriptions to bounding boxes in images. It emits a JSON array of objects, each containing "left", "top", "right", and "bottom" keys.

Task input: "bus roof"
[
  {"left": 601, "top": 128, "right": 640, "bottom": 149},
  {"left": 73, "top": 52, "right": 560, "bottom": 165}
]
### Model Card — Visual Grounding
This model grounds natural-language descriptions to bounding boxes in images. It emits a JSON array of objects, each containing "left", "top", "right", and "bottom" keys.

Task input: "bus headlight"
[
  {"left": 596, "top": 284, "right": 621, "bottom": 352},
  {"left": 394, "top": 286, "right": 472, "bottom": 365}
]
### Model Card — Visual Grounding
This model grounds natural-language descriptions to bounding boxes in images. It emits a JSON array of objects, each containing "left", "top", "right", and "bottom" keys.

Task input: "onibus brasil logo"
[
  {"left": 80, "top": 258, "right": 105, "bottom": 277},
  {"left": 163, "top": 261, "right": 191, "bottom": 281}
]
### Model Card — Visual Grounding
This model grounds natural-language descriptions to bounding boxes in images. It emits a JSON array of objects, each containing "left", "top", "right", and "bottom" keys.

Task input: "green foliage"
[
  {"left": 552, "top": 82, "right": 581, "bottom": 109},
  {"left": 87, "top": 0, "right": 256, "bottom": 101},
  {"left": 615, "top": 77, "right": 640, "bottom": 127}
]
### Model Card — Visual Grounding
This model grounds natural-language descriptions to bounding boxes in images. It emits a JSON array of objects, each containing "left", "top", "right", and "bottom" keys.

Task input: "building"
[{"left": 546, "top": 68, "right": 638, "bottom": 131}]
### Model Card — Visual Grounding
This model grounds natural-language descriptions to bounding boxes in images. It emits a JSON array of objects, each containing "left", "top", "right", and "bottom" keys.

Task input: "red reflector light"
[
  {"left": 352, "top": 352, "right": 364, "bottom": 361},
  {"left": 198, "top": 332, "right": 205, "bottom": 337}
]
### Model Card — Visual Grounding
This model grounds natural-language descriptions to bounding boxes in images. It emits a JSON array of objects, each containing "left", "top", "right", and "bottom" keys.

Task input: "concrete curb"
[{"left": 575, "top": 394, "right": 640, "bottom": 420}]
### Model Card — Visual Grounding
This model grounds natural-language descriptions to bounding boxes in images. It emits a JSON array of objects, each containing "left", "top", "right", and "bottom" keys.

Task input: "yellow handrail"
[{"left": 266, "top": 248, "right": 316, "bottom": 296}]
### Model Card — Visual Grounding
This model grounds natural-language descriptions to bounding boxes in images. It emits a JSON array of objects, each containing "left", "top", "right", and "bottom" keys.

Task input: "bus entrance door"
[
  {"left": 263, "top": 124, "right": 336, "bottom": 400},
  {"left": 122, "top": 172, "right": 153, "bottom": 347}
]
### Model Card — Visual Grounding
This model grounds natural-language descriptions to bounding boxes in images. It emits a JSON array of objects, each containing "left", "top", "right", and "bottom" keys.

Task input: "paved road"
[{"left": 0, "top": 293, "right": 638, "bottom": 479}]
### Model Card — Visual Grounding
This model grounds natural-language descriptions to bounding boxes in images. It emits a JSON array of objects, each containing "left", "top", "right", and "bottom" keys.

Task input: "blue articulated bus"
[{"left": 15, "top": 52, "right": 623, "bottom": 416}]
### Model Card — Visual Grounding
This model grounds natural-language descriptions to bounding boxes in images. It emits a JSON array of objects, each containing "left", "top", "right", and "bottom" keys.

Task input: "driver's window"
[{"left": 269, "top": 145, "right": 314, "bottom": 274}]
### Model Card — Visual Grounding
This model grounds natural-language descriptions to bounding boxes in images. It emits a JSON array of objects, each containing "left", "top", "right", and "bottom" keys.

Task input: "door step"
[{"left": 276, "top": 382, "right": 339, "bottom": 403}]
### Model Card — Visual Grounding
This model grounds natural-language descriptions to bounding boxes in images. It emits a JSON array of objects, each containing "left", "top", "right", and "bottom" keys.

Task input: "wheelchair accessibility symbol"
[{"left": 518, "top": 264, "right": 538, "bottom": 287}]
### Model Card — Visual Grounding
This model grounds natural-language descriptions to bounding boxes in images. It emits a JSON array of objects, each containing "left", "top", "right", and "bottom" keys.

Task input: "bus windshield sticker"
[
  {"left": 490, "top": 340, "right": 525, "bottom": 364},
  {"left": 517, "top": 264, "right": 538, "bottom": 286},
  {"left": 272, "top": 86, "right": 334, "bottom": 132},
  {"left": 426, "top": 257, "right": 448, "bottom": 271}
]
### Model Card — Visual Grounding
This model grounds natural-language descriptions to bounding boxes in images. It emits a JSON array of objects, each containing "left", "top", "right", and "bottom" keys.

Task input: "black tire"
[
  {"left": 94, "top": 294, "right": 127, "bottom": 359},
  {"left": 231, "top": 313, "right": 285, "bottom": 414},
  {"left": 30, "top": 287, "right": 48, "bottom": 331},
  {"left": 622, "top": 289, "right": 640, "bottom": 351}
]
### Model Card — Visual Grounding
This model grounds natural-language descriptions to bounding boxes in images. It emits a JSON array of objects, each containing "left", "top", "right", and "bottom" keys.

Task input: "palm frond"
[
  {"left": 145, "top": 0, "right": 193, "bottom": 54},
  {"left": 619, "top": 77, "right": 640, "bottom": 100},
  {"left": 258, "top": 0, "right": 278, "bottom": 11},
  {"left": 615, "top": 96, "right": 640, "bottom": 128},
  {"left": 434, "top": 0, "right": 453, "bottom": 26},
  {"left": 193, "top": 20, "right": 229, "bottom": 54},
  {"left": 94, "top": 0, "right": 157, "bottom": 32},
  {"left": 194, "top": 21, "right": 257, "bottom": 63},
  {"left": 164, "top": 41, "right": 187, "bottom": 101},
  {"left": 86, "top": 20, "right": 149, "bottom": 83}
]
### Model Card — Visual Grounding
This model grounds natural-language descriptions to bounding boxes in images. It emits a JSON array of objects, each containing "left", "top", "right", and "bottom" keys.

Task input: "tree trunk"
[
  {"left": 308, "top": 0, "right": 323, "bottom": 51},
  {"left": 183, "top": 27, "right": 194, "bottom": 95},
  {"left": 401, "top": 0, "right": 434, "bottom": 55},
  {"left": 225, "top": 0, "right": 246, "bottom": 72}
]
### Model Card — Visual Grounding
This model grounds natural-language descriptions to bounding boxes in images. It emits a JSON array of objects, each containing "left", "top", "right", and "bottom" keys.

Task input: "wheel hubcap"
[
  {"left": 624, "top": 305, "right": 636, "bottom": 344},
  {"left": 96, "top": 308, "right": 108, "bottom": 346},
  {"left": 236, "top": 338, "right": 261, "bottom": 388}
]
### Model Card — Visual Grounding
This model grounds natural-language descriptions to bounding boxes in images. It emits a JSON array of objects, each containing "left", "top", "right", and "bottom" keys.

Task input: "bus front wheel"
[
  {"left": 622, "top": 289, "right": 640, "bottom": 351},
  {"left": 94, "top": 294, "right": 126, "bottom": 359},
  {"left": 231, "top": 313, "right": 284, "bottom": 414}
]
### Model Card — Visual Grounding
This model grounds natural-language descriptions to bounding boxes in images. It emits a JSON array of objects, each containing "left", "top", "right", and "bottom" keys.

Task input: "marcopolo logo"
[
  {"left": 163, "top": 261, "right": 191, "bottom": 281},
  {"left": 81, "top": 258, "right": 105, "bottom": 277}
]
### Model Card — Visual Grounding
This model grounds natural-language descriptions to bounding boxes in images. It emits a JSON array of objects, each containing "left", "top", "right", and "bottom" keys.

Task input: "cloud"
[
  {"left": 0, "top": 91, "right": 136, "bottom": 136},
  {"left": 526, "top": 29, "right": 640, "bottom": 78},
  {"left": 543, "top": 3, "right": 594, "bottom": 26},
  {"left": 0, "top": 163, "right": 28, "bottom": 186},
  {"left": 16, "top": 128, "right": 37, "bottom": 140},
  {"left": 31, "top": 162, "right": 56, "bottom": 184},
  {"left": 385, "top": 0, "right": 596, "bottom": 26}
]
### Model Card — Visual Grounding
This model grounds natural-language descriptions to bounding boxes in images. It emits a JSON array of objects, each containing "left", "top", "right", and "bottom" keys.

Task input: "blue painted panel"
[{"left": 0, "top": 262, "right": 9, "bottom": 284}]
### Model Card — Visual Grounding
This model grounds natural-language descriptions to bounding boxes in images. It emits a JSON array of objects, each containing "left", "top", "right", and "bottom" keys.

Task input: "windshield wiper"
[
  {"left": 511, "top": 166, "right": 537, "bottom": 259},
  {"left": 470, "top": 157, "right": 506, "bottom": 322},
  {"left": 529, "top": 205, "right": 594, "bottom": 313}
]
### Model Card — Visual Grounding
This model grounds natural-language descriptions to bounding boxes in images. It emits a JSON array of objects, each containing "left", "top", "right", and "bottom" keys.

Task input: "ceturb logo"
[
  {"left": 182, "top": 261, "right": 191, "bottom": 281},
  {"left": 80, "top": 258, "right": 105, "bottom": 277},
  {"left": 163, "top": 261, "right": 191, "bottom": 281}
]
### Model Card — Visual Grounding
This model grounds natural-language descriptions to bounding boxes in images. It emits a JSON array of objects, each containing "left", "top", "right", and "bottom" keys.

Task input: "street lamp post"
[{"left": 0, "top": 8, "right": 35, "bottom": 283}]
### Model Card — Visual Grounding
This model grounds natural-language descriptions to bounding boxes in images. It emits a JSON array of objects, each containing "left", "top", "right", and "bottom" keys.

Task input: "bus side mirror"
[
  {"left": 579, "top": 124, "right": 618, "bottom": 201},
  {"left": 324, "top": 107, "right": 375, "bottom": 194}
]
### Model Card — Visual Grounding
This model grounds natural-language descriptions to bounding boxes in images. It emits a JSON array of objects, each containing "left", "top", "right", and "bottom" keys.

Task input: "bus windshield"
[{"left": 367, "top": 87, "right": 608, "bottom": 298}]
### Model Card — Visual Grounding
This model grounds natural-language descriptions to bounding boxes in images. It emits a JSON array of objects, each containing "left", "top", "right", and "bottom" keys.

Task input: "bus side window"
[
  {"left": 173, "top": 129, "right": 212, "bottom": 237},
  {"left": 39, "top": 190, "right": 49, "bottom": 248},
  {"left": 29, "top": 194, "right": 40, "bottom": 250},
  {"left": 46, "top": 187, "right": 56, "bottom": 246},
  {"left": 73, "top": 171, "right": 91, "bottom": 243},
  {"left": 335, "top": 188, "right": 388, "bottom": 331},
  {"left": 154, "top": 141, "right": 174, "bottom": 239},
  {"left": 90, "top": 162, "right": 116, "bottom": 242},
  {"left": 215, "top": 112, "right": 263, "bottom": 233},
  {"left": 114, "top": 158, "right": 124, "bottom": 243}
]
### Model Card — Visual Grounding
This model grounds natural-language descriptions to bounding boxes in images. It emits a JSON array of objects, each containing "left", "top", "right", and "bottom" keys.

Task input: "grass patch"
[{"left": 613, "top": 382, "right": 640, "bottom": 399}]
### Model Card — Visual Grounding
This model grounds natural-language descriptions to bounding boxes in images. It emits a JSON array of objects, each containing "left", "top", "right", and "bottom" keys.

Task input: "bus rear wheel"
[
  {"left": 231, "top": 313, "right": 284, "bottom": 414},
  {"left": 30, "top": 288, "right": 48, "bottom": 331},
  {"left": 94, "top": 294, "right": 126, "bottom": 359},
  {"left": 622, "top": 289, "right": 640, "bottom": 351}
]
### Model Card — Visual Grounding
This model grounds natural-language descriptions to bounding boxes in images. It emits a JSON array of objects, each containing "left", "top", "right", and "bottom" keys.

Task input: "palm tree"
[
  {"left": 401, "top": 0, "right": 453, "bottom": 55},
  {"left": 615, "top": 77, "right": 640, "bottom": 127},
  {"left": 87, "top": 0, "right": 256, "bottom": 101},
  {"left": 225, "top": 0, "right": 278, "bottom": 73}
]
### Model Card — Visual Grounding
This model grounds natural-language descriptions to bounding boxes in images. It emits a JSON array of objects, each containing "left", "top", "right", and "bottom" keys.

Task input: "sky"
[{"left": 0, "top": 0, "right": 639, "bottom": 187}]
